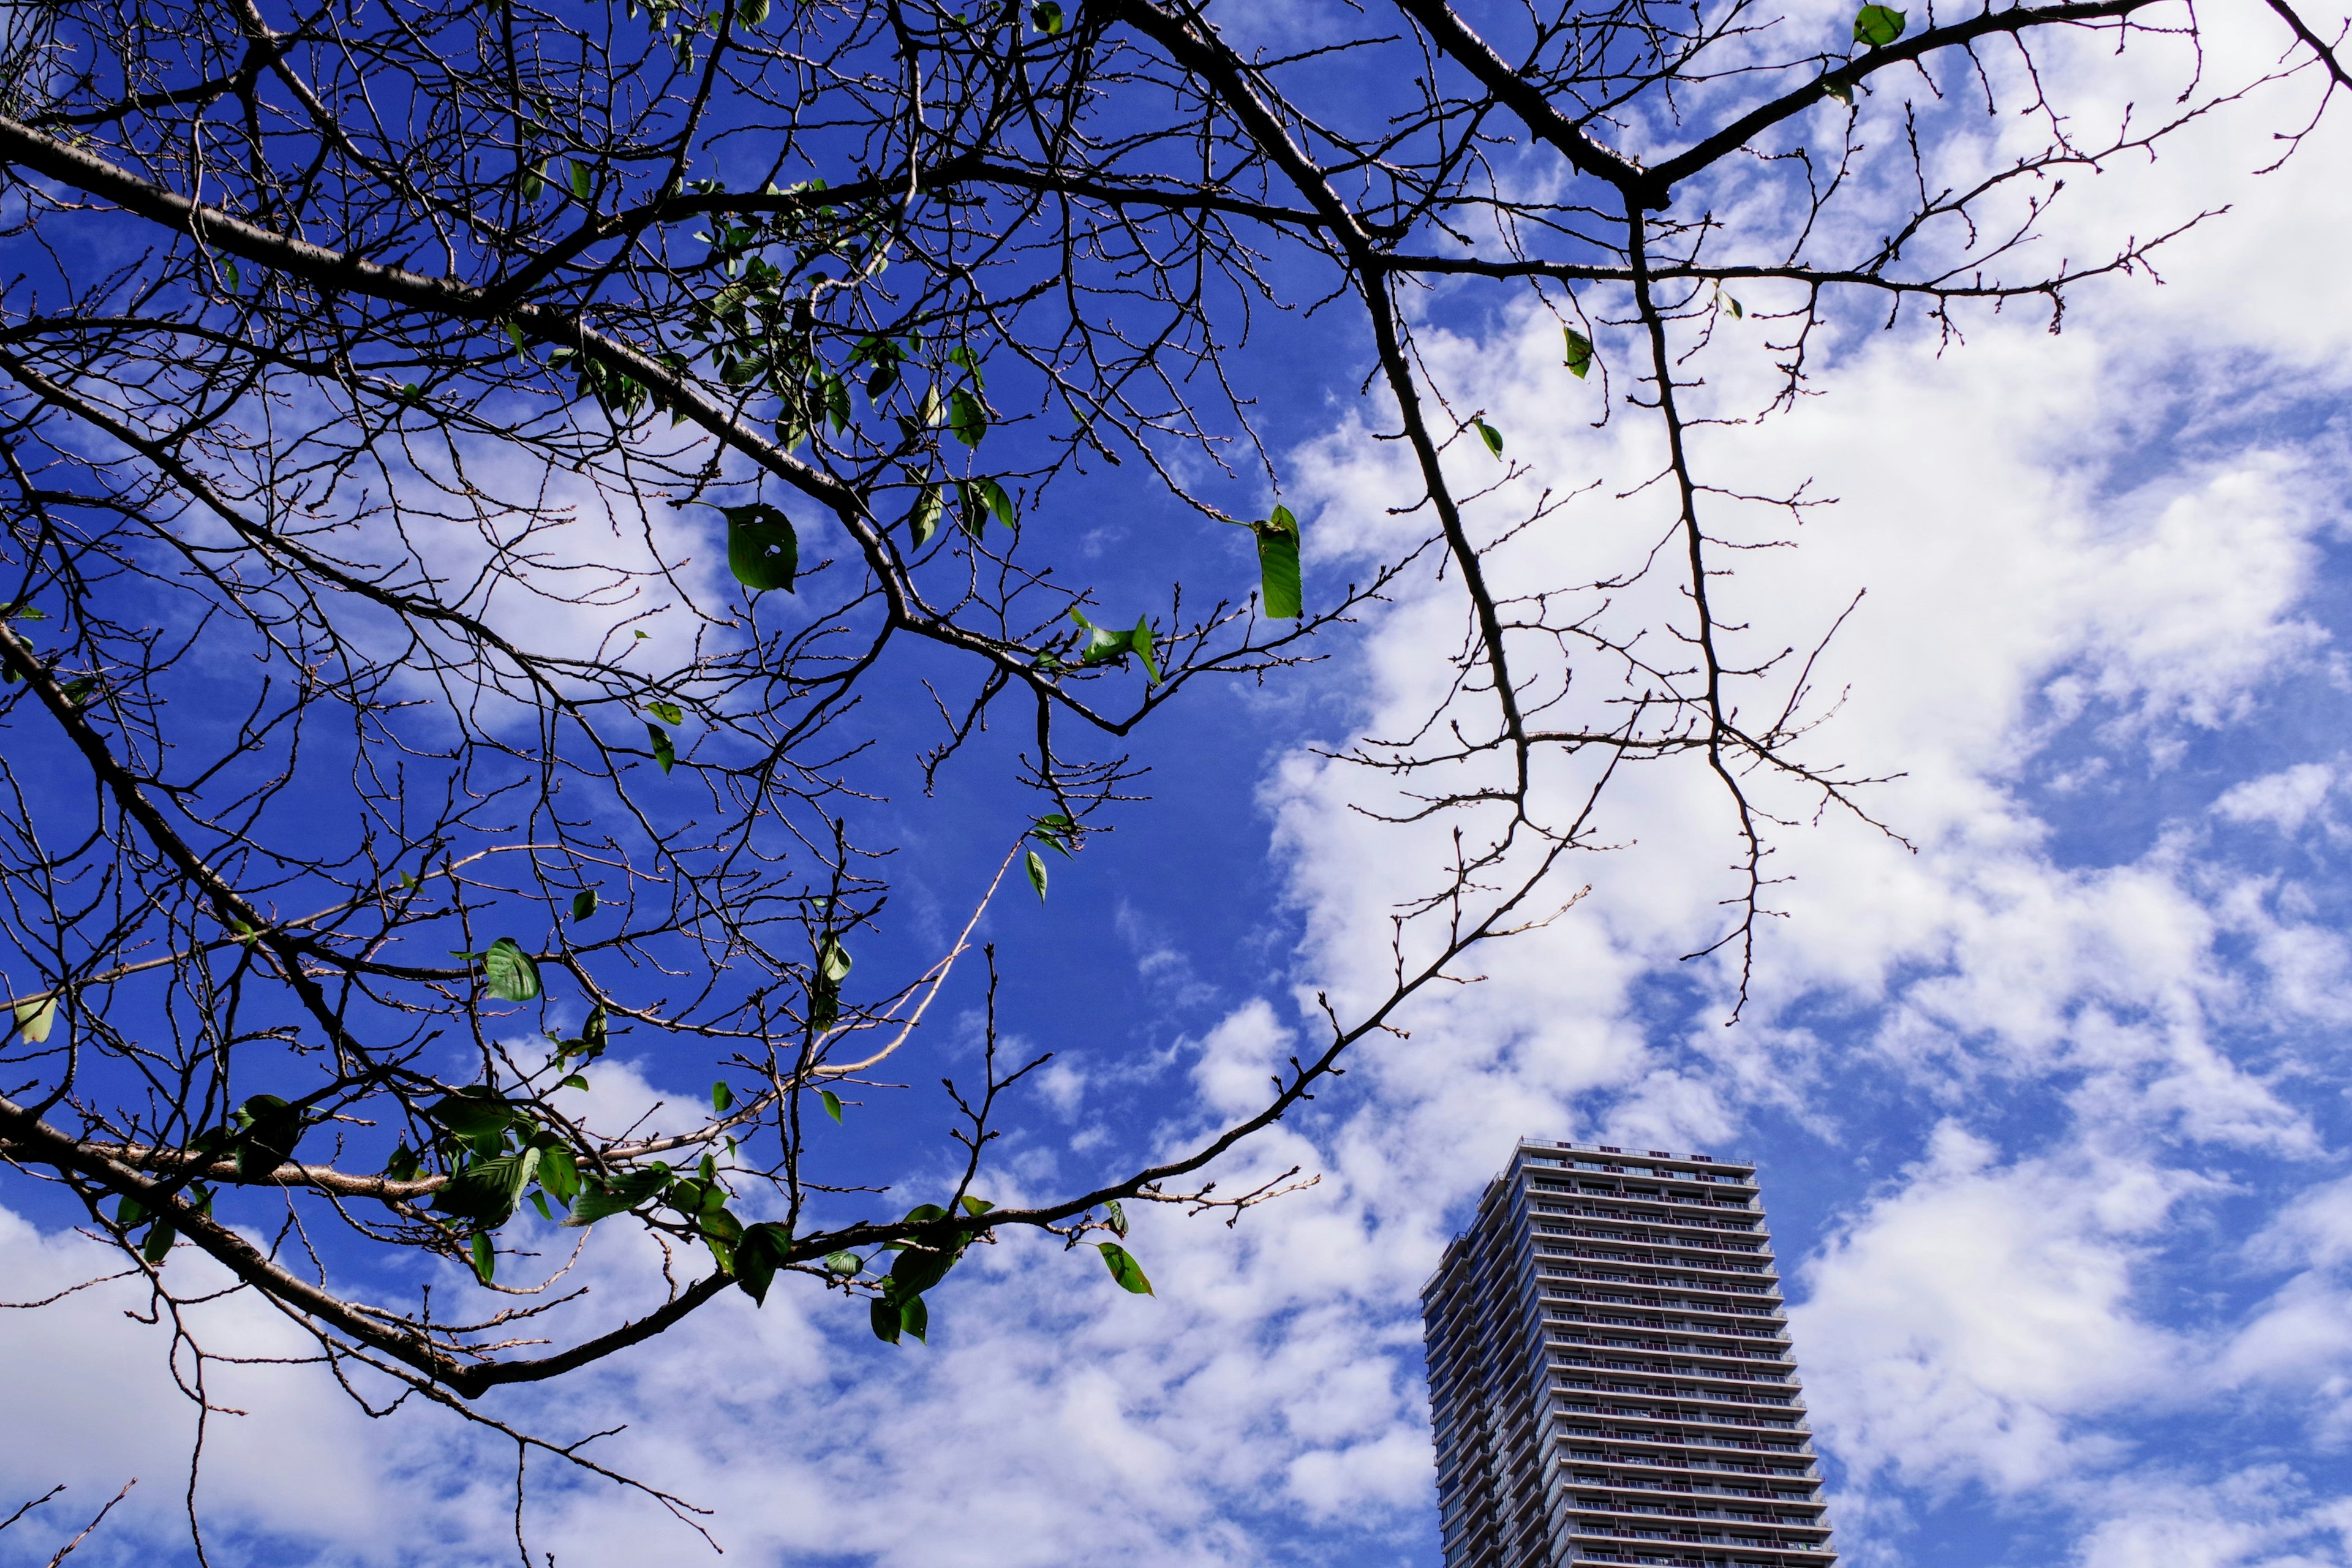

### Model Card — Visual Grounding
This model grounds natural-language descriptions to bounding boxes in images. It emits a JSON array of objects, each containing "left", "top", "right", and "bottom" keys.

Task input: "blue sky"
[{"left": 6, "top": 6, "right": 2352, "bottom": 1567}]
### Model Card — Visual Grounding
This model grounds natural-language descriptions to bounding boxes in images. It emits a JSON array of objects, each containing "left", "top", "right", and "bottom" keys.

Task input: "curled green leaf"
[
  {"left": 1563, "top": 326, "right": 1594, "bottom": 379},
  {"left": 1025, "top": 848, "right": 1049, "bottom": 903},
  {"left": 1251, "top": 505, "right": 1303, "bottom": 620},
  {"left": 820, "top": 1087, "right": 843, "bottom": 1123},
  {"left": 647, "top": 721, "right": 676, "bottom": 774},
  {"left": 481, "top": 937, "right": 542, "bottom": 1003},
  {"left": 646, "top": 699, "right": 685, "bottom": 726},
  {"left": 1472, "top": 417, "right": 1503, "bottom": 458},
  {"left": 13, "top": 993, "right": 56, "bottom": 1044},
  {"left": 1032, "top": 0, "right": 1064, "bottom": 32}
]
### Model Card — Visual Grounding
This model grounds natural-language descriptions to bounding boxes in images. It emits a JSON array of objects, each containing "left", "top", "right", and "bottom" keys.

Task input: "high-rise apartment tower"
[{"left": 1422, "top": 1140, "right": 1835, "bottom": 1568}]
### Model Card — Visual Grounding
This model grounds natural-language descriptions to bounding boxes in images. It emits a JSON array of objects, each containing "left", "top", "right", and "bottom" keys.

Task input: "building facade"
[{"left": 1422, "top": 1141, "right": 1834, "bottom": 1568}]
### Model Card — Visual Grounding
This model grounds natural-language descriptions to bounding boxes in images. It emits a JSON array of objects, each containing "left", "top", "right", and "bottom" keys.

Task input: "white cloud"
[{"left": 2217, "top": 765, "right": 2339, "bottom": 832}]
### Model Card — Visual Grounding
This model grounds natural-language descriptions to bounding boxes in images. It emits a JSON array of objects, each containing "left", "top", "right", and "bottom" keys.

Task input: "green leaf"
[
  {"left": 720, "top": 501, "right": 799, "bottom": 592},
  {"left": 1025, "top": 848, "right": 1049, "bottom": 903},
  {"left": 567, "top": 159, "right": 593, "bottom": 202},
  {"left": 907, "top": 482, "right": 943, "bottom": 548},
  {"left": 820, "top": 1088, "right": 843, "bottom": 1123},
  {"left": 469, "top": 1231, "right": 496, "bottom": 1284},
  {"left": 1251, "top": 505, "right": 1302, "bottom": 620},
  {"left": 1852, "top": 4, "right": 1905, "bottom": 45},
  {"left": 141, "top": 1218, "right": 175, "bottom": 1264},
  {"left": 428, "top": 1093, "right": 516, "bottom": 1152},
  {"left": 1031, "top": 813, "right": 1077, "bottom": 854},
  {"left": 529, "top": 1189, "right": 555, "bottom": 1221},
  {"left": 571, "top": 887, "right": 598, "bottom": 921},
  {"left": 1563, "top": 326, "right": 1594, "bottom": 379},
  {"left": 115, "top": 1194, "right": 146, "bottom": 1230},
  {"left": 973, "top": 475, "right": 1014, "bottom": 528},
  {"left": 481, "top": 937, "right": 542, "bottom": 1003},
  {"left": 646, "top": 699, "right": 685, "bottom": 726},
  {"left": 737, "top": 0, "right": 771, "bottom": 24},
  {"left": 959, "top": 1195, "right": 995, "bottom": 1217},
  {"left": 384, "top": 1143, "right": 421, "bottom": 1183},
  {"left": 521, "top": 162, "right": 545, "bottom": 202},
  {"left": 946, "top": 344, "right": 986, "bottom": 390},
  {"left": 824, "top": 1250, "right": 862, "bottom": 1276},
  {"left": 218, "top": 255, "right": 241, "bottom": 292},
  {"left": 1473, "top": 417, "right": 1503, "bottom": 458},
  {"left": 1129, "top": 614, "right": 1159, "bottom": 684},
  {"left": 1096, "top": 1240, "right": 1154, "bottom": 1295},
  {"left": 647, "top": 721, "right": 676, "bottom": 774},
  {"left": 537, "top": 1142, "right": 580, "bottom": 1204},
  {"left": 13, "top": 993, "right": 56, "bottom": 1044},
  {"left": 1105, "top": 1197, "right": 1128, "bottom": 1237},
  {"left": 889, "top": 1238, "right": 959, "bottom": 1297},
  {"left": 559, "top": 1073, "right": 590, "bottom": 1091},
  {"left": 234, "top": 1093, "right": 305, "bottom": 1180},
  {"left": 736, "top": 1220, "right": 792, "bottom": 1303},
  {"left": 434, "top": 1147, "right": 541, "bottom": 1228},
  {"left": 712, "top": 1080, "right": 735, "bottom": 1114},
  {"left": 820, "top": 937, "right": 852, "bottom": 984},
  {"left": 870, "top": 1292, "right": 903, "bottom": 1343},
  {"left": 1824, "top": 76, "right": 1855, "bottom": 105},
  {"left": 562, "top": 1164, "right": 673, "bottom": 1226},
  {"left": 948, "top": 388, "right": 987, "bottom": 447},
  {"left": 899, "top": 1292, "right": 929, "bottom": 1344},
  {"left": 1031, "top": 0, "right": 1065, "bottom": 31}
]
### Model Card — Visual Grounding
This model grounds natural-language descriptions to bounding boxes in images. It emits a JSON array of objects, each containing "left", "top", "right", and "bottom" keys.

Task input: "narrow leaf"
[
  {"left": 567, "top": 159, "right": 593, "bottom": 202},
  {"left": 1106, "top": 1198, "right": 1129, "bottom": 1237},
  {"left": 469, "top": 1231, "right": 496, "bottom": 1284},
  {"left": 820, "top": 1088, "right": 843, "bottom": 1123},
  {"left": 1025, "top": 849, "right": 1049, "bottom": 903},
  {"left": 647, "top": 722, "right": 676, "bottom": 774},
  {"left": 1474, "top": 417, "right": 1504, "bottom": 458},
  {"left": 1096, "top": 1240, "right": 1154, "bottom": 1295}
]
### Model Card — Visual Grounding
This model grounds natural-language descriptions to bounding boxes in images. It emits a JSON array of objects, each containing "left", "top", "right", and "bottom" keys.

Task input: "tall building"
[{"left": 1421, "top": 1140, "right": 1835, "bottom": 1568}]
